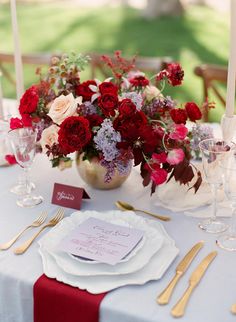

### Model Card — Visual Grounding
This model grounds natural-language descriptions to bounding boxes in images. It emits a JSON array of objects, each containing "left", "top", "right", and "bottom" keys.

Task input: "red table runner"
[{"left": 34, "top": 275, "right": 107, "bottom": 322}]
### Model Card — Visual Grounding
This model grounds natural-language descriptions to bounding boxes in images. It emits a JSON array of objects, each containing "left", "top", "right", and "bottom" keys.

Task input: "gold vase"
[{"left": 76, "top": 153, "right": 131, "bottom": 190}]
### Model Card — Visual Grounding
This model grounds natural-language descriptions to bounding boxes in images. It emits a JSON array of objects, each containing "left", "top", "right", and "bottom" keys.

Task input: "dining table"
[{"left": 0, "top": 147, "right": 236, "bottom": 322}]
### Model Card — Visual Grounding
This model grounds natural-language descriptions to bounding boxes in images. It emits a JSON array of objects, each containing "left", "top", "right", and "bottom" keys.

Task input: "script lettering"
[{"left": 57, "top": 191, "right": 75, "bottom": 201}]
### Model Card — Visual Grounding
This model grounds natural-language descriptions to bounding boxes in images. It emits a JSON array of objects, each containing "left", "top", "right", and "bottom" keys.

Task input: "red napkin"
[{"left": 34, "top": 274, "right": 107, "bottom": 322}]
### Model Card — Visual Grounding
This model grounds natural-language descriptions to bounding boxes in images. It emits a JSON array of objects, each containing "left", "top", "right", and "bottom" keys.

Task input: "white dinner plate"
[
  {"left": 39, "top": 217, "right": 179, "bottom": 294},
  {"left": 39, "top": 210, "right": 164, "bottom": 276}
]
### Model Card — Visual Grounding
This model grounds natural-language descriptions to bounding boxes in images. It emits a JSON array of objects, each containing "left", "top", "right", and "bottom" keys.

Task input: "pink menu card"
[{"left": 60, "top": 217, "right": 144, "bottom": 265}]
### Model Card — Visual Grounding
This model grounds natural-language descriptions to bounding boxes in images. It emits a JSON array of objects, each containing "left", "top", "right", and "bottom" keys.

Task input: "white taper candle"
[
  {"left": 0, "top": 72, "right": 3, "bottom": 119},
  {"left": 10, "top": 0, "right": 24, "bottom": 102},
  {"left": 225, "top": 0, "right": 236, "bottom": 117}
]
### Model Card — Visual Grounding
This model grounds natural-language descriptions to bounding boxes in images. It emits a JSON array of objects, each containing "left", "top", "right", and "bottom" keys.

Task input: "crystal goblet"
[
  {"left": 8, "top": 127, "right": 43, "bottom": 207},
  {"left": 199, "top": 138, "right": 232, "bottom": 233},
  {"left": 217, "top": 159, "right": 236, "bottom": 250},
  {"left": 10, "top": 174, "right": 35, "bottom": 195}
]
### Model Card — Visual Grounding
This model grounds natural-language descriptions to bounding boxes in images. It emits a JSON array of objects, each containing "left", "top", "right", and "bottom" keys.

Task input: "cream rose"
[
  {"left": 48, "top": 93, "right": 82, "bottom": 124},
  {"left": 40, "top": 125, "right": 59, "bottom": 157},
  {"left": 144, "top": 85, "right": 161, "bottom": 101}
]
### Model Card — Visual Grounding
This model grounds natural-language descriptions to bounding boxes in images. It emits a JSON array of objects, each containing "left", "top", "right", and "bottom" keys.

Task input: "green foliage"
[
  {"left": 66, "top": 52, "right": 91, "bottom": 72},
  {"left": 51, "top": 156, "right": 71, "bottom": 168}
]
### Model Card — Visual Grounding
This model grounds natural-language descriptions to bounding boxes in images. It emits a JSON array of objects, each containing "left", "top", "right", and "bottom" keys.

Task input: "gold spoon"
[{"left": 115, "top": 200, "right": 171, "bottom": 221}]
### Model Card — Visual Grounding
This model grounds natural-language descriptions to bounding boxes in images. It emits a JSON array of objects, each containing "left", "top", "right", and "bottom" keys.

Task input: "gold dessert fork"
[
  {"left": 115, "top": 200, "right": 171, "bottom": 221},
  {"left": 14, "top": 208, "right": 64, "bottom": 255},
  {"left": 0, "top": 211, "right": 47, "bottom": 250}
]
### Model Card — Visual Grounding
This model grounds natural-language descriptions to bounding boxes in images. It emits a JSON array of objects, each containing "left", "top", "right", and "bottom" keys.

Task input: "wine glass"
[
  {"left": 0, "top": 120, "right": 35, "bottom": 194},
  {"left": 217, "top": 158, "right": 236, "bottom": 251},
  {"left": 8, "top": 127, "right": 43, "bottom": 207},
  {"left": 10, "top": 173, "right": 35, "bottom": 195},
  {"left": 199, "top": 138, "right": 232, "bottom": 233}
]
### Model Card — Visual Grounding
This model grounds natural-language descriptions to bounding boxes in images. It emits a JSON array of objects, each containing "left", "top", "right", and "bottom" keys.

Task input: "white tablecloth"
[{"left": 0, "top": 154, "right": 236, "bottom": 322}]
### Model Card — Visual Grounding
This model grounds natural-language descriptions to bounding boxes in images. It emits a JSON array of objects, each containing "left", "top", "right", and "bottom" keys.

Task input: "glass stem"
[
  {"left": 23, "top": 167, "right": 31, "bottom": 196},
  {"left": 210, "top": 184, "right": 217, "bottom": 221},
  {"left": 230, "top": 207, "right": 236, "bottom": 238}
]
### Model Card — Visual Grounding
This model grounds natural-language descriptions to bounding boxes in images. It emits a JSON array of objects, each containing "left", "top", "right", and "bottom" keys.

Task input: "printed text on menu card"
[{"left": 60, "top": 217, "right": 144, "bottom": 265}]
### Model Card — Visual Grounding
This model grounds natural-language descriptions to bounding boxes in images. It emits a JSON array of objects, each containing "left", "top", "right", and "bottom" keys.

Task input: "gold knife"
[
  {"left": 171, "top": 251, "right": 217, "bottom": 318},
  {"left": 157, "top": 241, "right": 204, "bottom": 305},
  {"left": 231, "top": 303, "right": 236, "bottom": 314}
]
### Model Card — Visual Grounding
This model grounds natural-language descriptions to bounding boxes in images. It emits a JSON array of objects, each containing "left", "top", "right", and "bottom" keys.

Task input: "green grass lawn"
[{"left": 0, "top": 2, "right": 229, "bottom": 122}]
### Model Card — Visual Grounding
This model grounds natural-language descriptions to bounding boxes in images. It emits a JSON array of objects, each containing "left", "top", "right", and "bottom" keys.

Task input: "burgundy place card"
[{"left": 51, "top": 183, "right": 90, "bottom": 210}]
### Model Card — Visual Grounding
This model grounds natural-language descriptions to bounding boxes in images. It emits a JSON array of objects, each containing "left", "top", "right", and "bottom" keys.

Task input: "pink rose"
[
  {"left": 40, "top": 125, "right": 59, "bottom": 157},
  {"left": 48, "top": 93, "right": 82, "bottom": 125}
]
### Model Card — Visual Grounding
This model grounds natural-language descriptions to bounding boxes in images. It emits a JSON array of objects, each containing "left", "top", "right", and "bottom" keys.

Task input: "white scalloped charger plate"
[
  {"left": 39, "top": 210, "right": 164, "bottom": 276},
  {"left": 39, "top": 217, "right": 179, "bottom": 294}
]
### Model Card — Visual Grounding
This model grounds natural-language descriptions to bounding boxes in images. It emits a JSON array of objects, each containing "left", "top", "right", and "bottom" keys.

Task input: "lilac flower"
[
  {"left": 80, "top": 101, "right": 97, "bottom": 115},
  {"left": 100, "top": 159, "right": 132, "bottom": 183},
  {"left": 191, "top": 124, "right": 214, "bottom": 157},
  {"left": 33, "top": 119, "right": 49, "bottom": 141},
  {"left": 144, "top": 96, "right": 176, "bottom": 117},
  {"left": 100, "top": 160, "right": 116, "bottom": 183},
  {"left": 165, "top": 96, "right": 177, "bottom": 109},
  {"left": 116, "top": 159, "right": 132, "bottom": 176},
  {"left": 121, "top": 92, "right": 143, "bottom": 111},
  {"left": 93, "top": 119, "right": 121, "bottom": 162}
]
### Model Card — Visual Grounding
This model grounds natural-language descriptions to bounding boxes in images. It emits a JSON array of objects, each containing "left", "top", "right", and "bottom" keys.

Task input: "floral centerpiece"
[{"left": 9, "top": 51, "right": 205, "bottom": 193}]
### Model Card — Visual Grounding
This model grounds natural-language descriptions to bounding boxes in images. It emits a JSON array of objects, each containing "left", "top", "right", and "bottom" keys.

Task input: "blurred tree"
[{"left": 142, "top": 0, "right": 185, "bottom": 18}]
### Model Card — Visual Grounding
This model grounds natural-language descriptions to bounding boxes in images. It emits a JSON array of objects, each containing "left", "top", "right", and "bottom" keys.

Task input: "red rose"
[
  {"left": 170, "top": 108, "right": 187, "bottom": 124},
  {"left": 99, "top": 82, "right": 118, "bottom": 95},
  {"left": 76, "top": 80, "right": 96, "bottom": 102},
  {"left": 19, "top": 86, "right": 39, "bottom": 115},
  {"left": 58, "top": 116, "right": 91, "bottom": 153},
  {"left": 86, "top": 114, "right": 104, "bottom": 128},
  {"left": 185, "top": 102, "right": 202, "bottom": 122},
  {"left": 129, "top": 75, "right": 149, "bottom": 87},
  {"left": 98, "top": 93, "right": 118, "bottom": 117},
  {"left": 119, "top": 98, "right": 136, "bottom": 116},
  {"left": 166, "top": 63, "right": 184, "bottom": 86}
]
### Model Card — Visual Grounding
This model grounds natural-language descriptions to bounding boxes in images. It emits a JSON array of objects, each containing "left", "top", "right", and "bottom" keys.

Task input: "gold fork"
[
  {"left": 0, "top": 211, "right": 47, "bottom": 250},
  {"left": 14, "top": 208, "right": 64, "bottom": 255}
]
